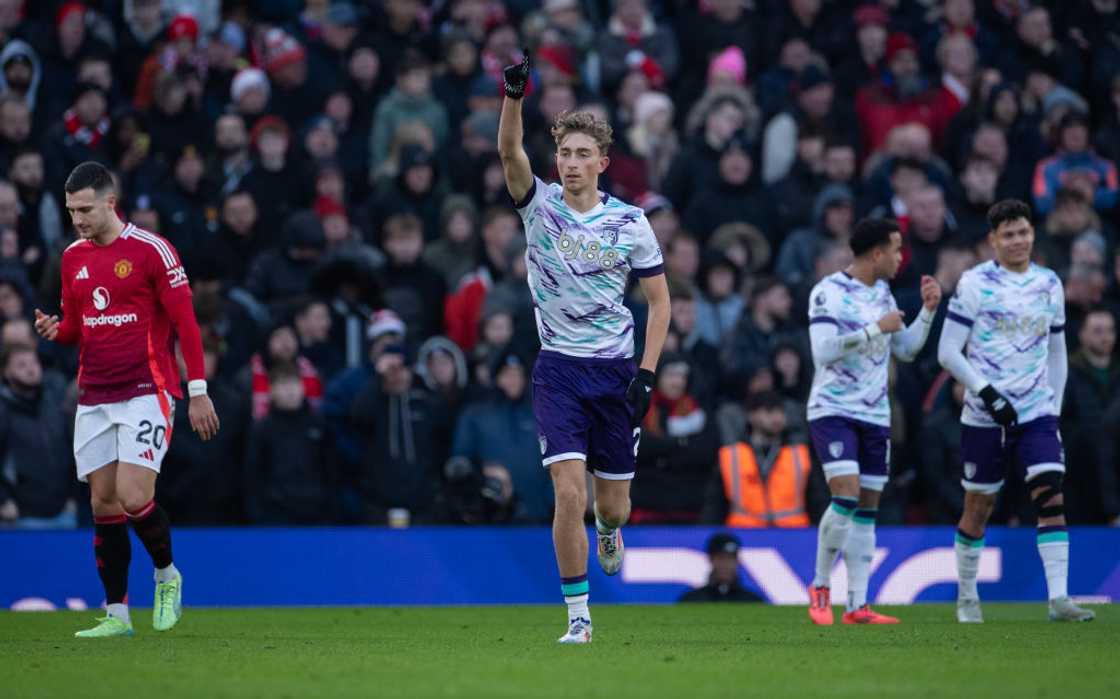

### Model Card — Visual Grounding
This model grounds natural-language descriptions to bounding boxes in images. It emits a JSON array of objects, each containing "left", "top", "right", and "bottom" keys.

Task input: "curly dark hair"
[{"left": 550, "top": 110, "right": 613, "bottom": 155}]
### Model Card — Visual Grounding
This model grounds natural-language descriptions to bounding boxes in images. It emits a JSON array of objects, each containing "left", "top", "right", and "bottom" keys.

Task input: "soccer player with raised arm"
[
  {"left": 937, "top": 199, "right": 1094, "bottom": 623},
  {"left": 498, "top": 56, "right": 670, "bottom": 644},
  {"left": 806, "top": 219, "right": 941, "bottom": 625},
  {"left": 34, "top": 162, "right": 219, "bottom": 637}
]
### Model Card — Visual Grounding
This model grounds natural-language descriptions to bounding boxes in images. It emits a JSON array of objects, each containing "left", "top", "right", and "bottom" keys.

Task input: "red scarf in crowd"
[
  {"left": 249, "top": 353, "right": 324, "bottom": 420},
  {"left": 642, "top": 390, "right": 704, "bottom": 438},
  {"left": 63, "top": 109, "right": 109, "bottom": 148}
]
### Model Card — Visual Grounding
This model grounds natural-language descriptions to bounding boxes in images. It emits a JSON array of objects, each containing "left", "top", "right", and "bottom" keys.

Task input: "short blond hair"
[{"left": 551, "top": 110, "right": 613, "bottom": 155}]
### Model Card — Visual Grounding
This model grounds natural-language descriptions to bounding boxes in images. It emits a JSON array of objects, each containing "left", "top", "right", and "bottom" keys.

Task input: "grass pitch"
[{"left": 2, "top": 604, "right": 1116, "bottom": 698}]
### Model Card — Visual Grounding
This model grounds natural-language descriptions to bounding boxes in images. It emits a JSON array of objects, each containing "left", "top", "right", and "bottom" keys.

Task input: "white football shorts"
[{"left": 74, "top": 392, "right": 175, "bottom": 482}]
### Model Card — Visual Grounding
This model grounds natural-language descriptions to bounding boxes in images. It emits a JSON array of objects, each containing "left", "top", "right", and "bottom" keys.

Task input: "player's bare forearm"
[
  {"left": 498, "top": 97, "right": 532, "bottom": 202},
  {"left": 638, "top": 273, "right": 671, "bottom": 373}
]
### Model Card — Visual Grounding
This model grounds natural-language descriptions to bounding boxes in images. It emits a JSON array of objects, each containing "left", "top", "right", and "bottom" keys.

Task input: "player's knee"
[
  {"left": 89, "top": 491, "right": 118, "bottom": 515},
  {"left": 596, "top": 500, "right": 629, "bottom": 528},
  {"left": 553, "top": 482, "right": 586, "bottom": 516},
  {"left": 1029, "top": 471, "right": 1064, "bottom": 520},
  {"left": 115, "top": 481, "right": 153, "bottom": 515}
]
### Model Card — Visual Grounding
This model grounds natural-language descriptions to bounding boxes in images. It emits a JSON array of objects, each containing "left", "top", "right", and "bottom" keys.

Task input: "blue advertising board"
[{"left": 1, "top": 526, "right": 1116, "bottom": 610}]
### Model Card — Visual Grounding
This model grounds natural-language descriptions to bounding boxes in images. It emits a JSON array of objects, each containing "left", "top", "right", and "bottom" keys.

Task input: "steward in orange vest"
[{"left": 711, "top": 391, "right": 810, "bottom": 527}]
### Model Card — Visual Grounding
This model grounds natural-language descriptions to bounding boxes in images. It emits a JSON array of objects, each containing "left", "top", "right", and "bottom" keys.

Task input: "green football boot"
[
  {"left": 153, "top": 572, "right": 183, "bottom": 631},
  {"left": 74, "top": 616, "right": 134, "bottom": 638}
]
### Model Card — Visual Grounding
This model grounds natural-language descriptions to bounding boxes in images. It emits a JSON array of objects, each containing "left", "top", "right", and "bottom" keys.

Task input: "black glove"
[
  {"left": 503, "top": 53, "right": 530, "bottom": 99},
  {"left": 626, "top": 369, "right": 656, "bottom": 428},
  {"left": 978, "top": 385, "right": 1018, "bottom": 427}
]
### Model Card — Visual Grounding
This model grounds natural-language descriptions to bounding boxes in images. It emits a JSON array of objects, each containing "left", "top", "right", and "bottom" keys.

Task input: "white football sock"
[
  {"left": 154, "top": 563, "right": 179, "bottom": 583},
  {"left": 812, "top": 499, "right": 855, "bottom": 588},
  {"left": 106, "top": 603, "right": 130, "bottom": 624},
  {"left": 955, "top": 530, "right": 983, "bottom": 601},
  {"left": 1037, "top": 531, "right": 1069, "bottom": 601},
  {"left": 565, "top": 594, "right": 590, "bottom": 623},
  {"left": 845, "top": 513, "right": 876, "bottom": 611}
]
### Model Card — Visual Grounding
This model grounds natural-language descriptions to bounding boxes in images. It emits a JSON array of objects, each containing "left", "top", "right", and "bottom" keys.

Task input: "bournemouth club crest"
[
  {"left": 964, "top": 462, "right": 977, "bottom": 479},
  {"left": 114, "top": 259, "right": 133, "bottom": 279},
  {"left": 828, "top": 441, "right": 843, "bottom": 459}
]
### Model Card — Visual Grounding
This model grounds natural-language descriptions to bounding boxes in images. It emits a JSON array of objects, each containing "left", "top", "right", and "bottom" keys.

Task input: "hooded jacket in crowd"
[
  {"left": 243, "top": 401, "right": 336, "bottom": 524},
  {"left": 0, "top": 372, "right": 72, "bottom": 519},
  {"left": 350, "top": 371, "right": 451, "bottom": 520}
]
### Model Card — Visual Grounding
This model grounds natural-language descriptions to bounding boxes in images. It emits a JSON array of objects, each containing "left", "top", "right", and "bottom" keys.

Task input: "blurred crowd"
[{"left": 1, "top": 0, "right": 1119, "bottom": 529}]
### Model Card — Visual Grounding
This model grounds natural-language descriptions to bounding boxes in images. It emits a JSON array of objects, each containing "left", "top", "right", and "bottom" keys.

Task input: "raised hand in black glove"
[
  {"left": 978, "top": 385, "right": 1018, "bottom": 427},
  {"left": 626, "top": 369, "right": 656, "bottom": 428},
  {"left": 503, "top": 53, "right": 530, "bottom": 99}
]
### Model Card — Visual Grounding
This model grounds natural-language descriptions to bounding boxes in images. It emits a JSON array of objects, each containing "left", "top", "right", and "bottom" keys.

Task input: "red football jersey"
[{"left": 59, "top": 222, "right": 194, "bottom": 406}]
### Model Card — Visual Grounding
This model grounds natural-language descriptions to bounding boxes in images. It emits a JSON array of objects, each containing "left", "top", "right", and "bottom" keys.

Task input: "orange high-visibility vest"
[{"left": 719, "top": 442, "right": 810, "bottom": 528}]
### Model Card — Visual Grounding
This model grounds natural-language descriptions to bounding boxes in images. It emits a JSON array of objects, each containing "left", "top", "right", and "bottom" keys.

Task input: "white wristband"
[
  {"left": 864, "top": 323, "right": 883, "bottom": 341},
  {"left": 187, "top": 380, "right": 208, "bottom": 397}
]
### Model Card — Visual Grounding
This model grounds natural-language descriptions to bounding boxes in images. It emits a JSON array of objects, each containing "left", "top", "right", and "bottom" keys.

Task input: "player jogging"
[
  {"left": 498, "top": 55, "right": 670, "bottom": 643},
  {"left": 34, "top": 162, "right": 219, "bottom": 637},
  {"left": 937, "top": 199, "right": 1094, "bottom": 623},
  {"left": 806, "top": 218, "right": 941, "bottom": 625}
]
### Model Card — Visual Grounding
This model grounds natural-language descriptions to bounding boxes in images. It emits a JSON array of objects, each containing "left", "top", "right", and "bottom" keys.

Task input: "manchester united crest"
[{"left": 114, "top": 259, "right": 133, "bottom": 279}]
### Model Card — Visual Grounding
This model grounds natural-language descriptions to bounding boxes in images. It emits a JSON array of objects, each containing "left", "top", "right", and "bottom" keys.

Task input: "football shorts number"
[{"left": 136, "top": 419, "right": 166, "bottom": 449}]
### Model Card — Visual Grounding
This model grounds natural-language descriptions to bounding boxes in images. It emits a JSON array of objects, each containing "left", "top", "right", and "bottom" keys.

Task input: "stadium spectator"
[
  {"left": 293, "top": 296, "right": 340, "bottom": 380},
  {"left": 369, "top": 50, "right": 448, "bottom": 174},
  {"left": 209, "top": 114, "right": 252, "bottom": 197},
  {"left": 855, "top": 32, "right": 956, "bottom": 155},
  {"left": 766, "top": 125, "right": 827, "bottom": 234},
  {"left": 677, "top": 532, "right": 763, "bottom": 602},
  {"left": 834, "top": 4, "right": 887, "bottom": 97},
  {"left": 447, "top": 347, "right": 551, "bottom": 523},
  {"left": 350, "top": 343, "right": 451, "bottom": 524},
  {"left": 662, "top": 86, "right": 753, "bottom": 212},
  {"left": 663, "top": 284, "right": 719, "bottom": 405},
  {"left": 0, "top": 342, "right": 74, "bottom": 528},
  {"left": 693, "top": 252, "right": 742, "bottom": 348},
  {"left": 322, "top": 309, "right": 405, "bottom": 513},
  {"left": 722, "top": 277, "right": 802, "bottom": 387},
  {"left": 0, "top": 39, "right": 41, "bottom": 126},
  {"left": 631, "top": 353, "right": 720, "bottom": 524},
  {"left": 762, "top": 65, "right": 855, "bottom": 186},
  {"left": 597, "top": 0, "right": 678, "bottom": 93},
  {"left": 245, "top": 209, "right": 325, "bottom": 310},
  {"left": 703, "top": 389, "right": 810, "bottom": 527},
  {"left": 625, "top": 90, "right": 677, "bottom": 192},
  {"left": 45, "top": 81, "right": 112, "bottom": 184},
  {"left": 243, "top": 322, "right": 324, "bottom": 422},
  {"left": 919, "top": 379, "right": 966, "bottom": 524},
  {"left": 242, "top": 116, "right": 305, "bottom": 234},
  {"left": 423, "top": 194, "right": 478, "bottom": 289},
  {"left": 1062, "top": 308, "right": 1120, "bottom": 525},
  {"left": 244, "top": 362, "right": 336, "bottom": 524},
  {"left": 1032, "top": 113, "right": 1119, "bottom": 216},
  {"left": 1036, "top": 188, "right": 1110, "bottom": 275},
  {"left": 151, "top": 142, "right": 211, "bottom": 273},
  {"left": 777, "top": 184, "right": 854, "bottom": 289},
  {"left": 379, "top": 209, "right": 446, "bottom": 345},
  {"left": 159, "top": 336, "right": 249, "bottom": 525},
  {"left": 683, "top": 130, "right": 773, "bottom": 245},
  {"left": 0, "top": 95, "right": 34, "bottom": 173},
  {"left": 8, "top": 148, "right": 62, "bottom": 285}
]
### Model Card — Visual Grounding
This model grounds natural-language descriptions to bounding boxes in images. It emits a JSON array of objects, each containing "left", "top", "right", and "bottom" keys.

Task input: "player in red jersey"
[{"left": 34, "top": 162, "right": 219, "bottom": 638}]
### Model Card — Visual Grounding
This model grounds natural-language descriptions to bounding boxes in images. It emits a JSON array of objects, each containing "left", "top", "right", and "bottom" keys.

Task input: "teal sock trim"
[
  {"left": 853, "top": 508, "right": 877, "bottom": 525},
  {"left": 561, "top": 581, "right": 589, "bottom": 597},
  {"left": 830, "top": 500, "right": 856, "bottom": 517},
  {"left": 1037, "top": 531, "right": 1069, "bottom": 545},
  {"left": 955, "top": 532, "right": 985, "bottom": 548}
]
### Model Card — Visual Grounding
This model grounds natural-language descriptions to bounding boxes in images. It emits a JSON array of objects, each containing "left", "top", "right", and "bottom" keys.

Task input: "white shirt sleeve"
[
  {"left": 808, "top": 283, "right": 881, "bottom": 365},
  {"left": 1047, "top": 279, "right": 1068, "bottom": 412},
  {"left": 891, "top": 305, "right": 936, "bottom": 362},
  {"left": 513, "top": 176, "right": 550, "bottom": 238},
  {"left": 937, "top": 275, "right": 988, "bottom": 392},
  {"left": 629, "top": 213, "right": 664, "bottom": 275}
]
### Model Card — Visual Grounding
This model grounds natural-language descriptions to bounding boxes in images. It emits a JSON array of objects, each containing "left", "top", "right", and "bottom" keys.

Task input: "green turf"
[{"left": 2, "top": 604, "right": 1117, "bottom": 698}]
